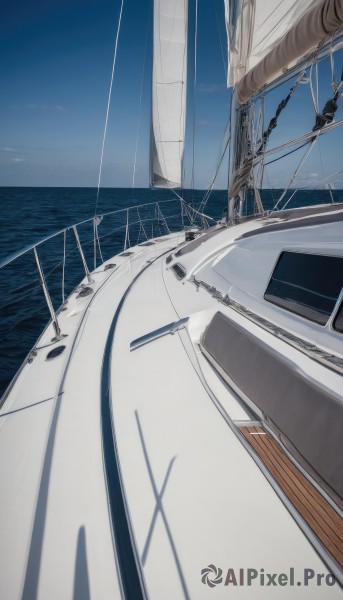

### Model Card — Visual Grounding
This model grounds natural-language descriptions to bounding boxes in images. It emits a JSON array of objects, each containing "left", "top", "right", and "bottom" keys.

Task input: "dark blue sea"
[{"left": 0, "top": 186, "right": 342, "bottom": 398}]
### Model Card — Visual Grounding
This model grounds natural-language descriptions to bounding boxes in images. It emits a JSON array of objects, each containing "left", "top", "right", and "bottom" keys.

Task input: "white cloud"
[
  {"left": 0, "top": 146, "right": 16, "bottom": 153},
  {"left": 11, "top": 158, "right": 25, "bottom": 163},
  {"left": 198, "top": 83, "right": 226, "bottom": 94},
  {"left": 12, "top": 103, "right": 67, "bottom": 111}
]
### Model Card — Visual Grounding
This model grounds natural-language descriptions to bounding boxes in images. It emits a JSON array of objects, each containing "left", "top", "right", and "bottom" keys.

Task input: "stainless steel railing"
[{"left": 0, "top": 197, "right": 215, "bottom": 396}]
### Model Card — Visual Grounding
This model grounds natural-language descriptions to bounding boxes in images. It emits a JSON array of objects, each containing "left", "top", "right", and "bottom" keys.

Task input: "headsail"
[
  {"left": 150, "top": 0, "right": 188, "bottom": 189},
  {"left": 225, "top": 0, "right": 343, "bottom": 104}
]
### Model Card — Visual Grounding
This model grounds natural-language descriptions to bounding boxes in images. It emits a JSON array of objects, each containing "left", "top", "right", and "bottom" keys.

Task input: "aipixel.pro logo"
[
  {"left": 201, "top": 564, "right": 223, "bottom": 588},
  {"left": 201, "top": 565, "right": 337, "bottom": 588}
]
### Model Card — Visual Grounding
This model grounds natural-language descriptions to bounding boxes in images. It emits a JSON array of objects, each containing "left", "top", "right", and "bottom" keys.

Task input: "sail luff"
[{"left": 150, "top": 0, "right": 188, "bottom": 189}]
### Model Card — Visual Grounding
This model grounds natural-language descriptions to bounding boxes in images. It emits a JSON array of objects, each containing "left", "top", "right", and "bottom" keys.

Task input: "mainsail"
[
  {"left": 225, "top": 0, "right": 343, "bottom": 104},
  {"left": 150, "top": 0, "right": 188, "bottom": 189}
]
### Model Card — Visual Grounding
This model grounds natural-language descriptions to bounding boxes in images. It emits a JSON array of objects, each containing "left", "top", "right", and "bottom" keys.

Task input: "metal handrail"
[
  {"left": 0, "top": 197, "right": 215, "bottom": 346},
  {"left": 0, "top": 198, "right": 215, "bottom": 270}
]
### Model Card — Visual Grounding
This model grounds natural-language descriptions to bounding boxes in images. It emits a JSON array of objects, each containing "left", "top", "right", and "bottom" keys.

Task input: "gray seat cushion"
[{"left": 201, "top": 311, "right": 343, "bottom": 502}]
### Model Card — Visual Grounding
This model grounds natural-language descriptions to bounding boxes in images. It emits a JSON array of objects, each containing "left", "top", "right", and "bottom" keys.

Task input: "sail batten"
[{"left": 150, "top": 0, "right": 188, "bottom": 189}]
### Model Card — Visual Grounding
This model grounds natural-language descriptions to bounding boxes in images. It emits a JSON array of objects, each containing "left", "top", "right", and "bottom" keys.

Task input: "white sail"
[
  {"left": 150, "top": 0, "right": 188, "bottom": 189},
  {"left": 225, "top": 0, "right": 315, "bottom": 89},
  {"left": 226, "top": 0, "right": 343, "bottom": 104}
]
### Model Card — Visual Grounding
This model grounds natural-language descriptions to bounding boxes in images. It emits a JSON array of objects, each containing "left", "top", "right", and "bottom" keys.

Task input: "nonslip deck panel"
[
  {"left": 238, "top": 207, "right": 343, "bottom": 239},
  {"left": 240, "top": 426, "right": 343, "bottom": 571},
  {"left": 201, "top": 311, "right": 343, "bottom": 501}
]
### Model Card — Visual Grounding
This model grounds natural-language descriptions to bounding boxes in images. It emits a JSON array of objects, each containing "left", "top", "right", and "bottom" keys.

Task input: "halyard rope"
[{"left": 94, "top": 0, "right": 124, "bottom": 216}]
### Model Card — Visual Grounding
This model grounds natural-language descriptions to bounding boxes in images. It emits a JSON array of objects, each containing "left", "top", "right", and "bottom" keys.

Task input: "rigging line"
[
  {"left": 202, "top": 111, "right": 231, "bottom": 201},
  {"left": 212, "top": 0, "right": 227, "bottom": 79},
  {"left": 297, "top": 167, "right": 343, "bottom": 190},
  {"left": 280, "top": 188, "right": 298, "bottom": 211},
  {"left": 318, "top": 135, "right": 325, "bottom": 184},
  {"left": 96, "top": 221, "right": 104, "bottom": 263},
  {"left": 191, "top": 0, "right": 198, "bottom": 192},
  {"left": 316, "top": 61, "right": 319, "bottom": 114},
  {"left": 264, "top": 141, "right": 309, "bottom": 166},
  {"left": 257, "top": 68, "right": 306, "bottom": 155},
  {"left": 328, "top": 182, "right": 335, "bottom": 204},
  {"left": 124, "top": 208, "right": 130, "bottom": 251},
  {"left": 179, "top": 0, "right": 188, "bottom": 192},
  {"left": 256, "top": 116, "right": 343, "bottom": 162},
  {"left": 157, "top": 204, "right": 171, "bottom": 234},
  {"left": 330, "top": 42, "right": 335, "bottom": 93},
  {"left": 172, "top": 192, "right": 197, "bottom": 228},
  {"left": 198, "top": 124, "right": 231, "bottom": 213},
  {"left": 258, "top": 94, "right": 265, "bottom": 190},
  {"left": 250, "top": 164, "right": 264, "bottom": 216},
  {"left": 272, "top": 138, "right": 317, "bottom": 212},
  {"left": 94, "top": 0, "right": 124, "bottom": 217},
  {"left": 309, "top": 64, "right": 319, "bottom": 114},
  {"left": 171, "top": 188, "right": 183, "bottom": 202},
  {"left": 137, "top": 207, "right": 149, "bottom": 241},
  {"left": 264, "top": 166, "right": 276, "bottom": 207},
  {"left": 132, "top": 0, "right": 151, "bottom": 189},
  {"left": 4, "top": 242, "right": 78, "bottom": 308},
  {"left": 170, "top": 189, "right": 216, "bottom": 225},
  {"left": 93, "top": 219, "right": 97, "bottom": 270},
  {"left": 62, "top": 229, "right": 66, "bottom": 304}
]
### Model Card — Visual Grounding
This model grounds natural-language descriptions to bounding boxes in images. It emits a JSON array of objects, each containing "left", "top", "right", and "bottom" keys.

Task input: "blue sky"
[
  {"left": 1, "top": 0, "right": 231, "bottom": 189},
  {"left": 2, "top": 1, "right": 342, "bottom": 191}
]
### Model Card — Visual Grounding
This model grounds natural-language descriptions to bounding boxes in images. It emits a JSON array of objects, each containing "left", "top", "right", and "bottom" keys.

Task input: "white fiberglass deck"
[{"left": 0, "top": 221, "right": 342, "bottom": 599}]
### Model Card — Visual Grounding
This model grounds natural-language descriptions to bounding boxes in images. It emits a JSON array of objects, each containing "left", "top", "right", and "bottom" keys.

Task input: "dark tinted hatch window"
[
  {"left": 172, "top": 263, "right": 186, "bottom": 280},
  {"left": 264, "top": 252, "right": 343, "bottom": 325},
  {"left": 333, "top": 301, "right": 343, "bottom": 333}
]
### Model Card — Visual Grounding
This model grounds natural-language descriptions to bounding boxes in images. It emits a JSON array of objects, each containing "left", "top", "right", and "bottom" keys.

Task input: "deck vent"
[
  {"left": 76, "top": 286, "right": 93, "bottom": 298},
  {"left": 139, "top": 242, "right": 155, "bottom": 246},
  {"left": 120, "top": 251, "right": 134, "bottom": 257},
  {"left": 166, "top": 254, "right": 173, "bottom": 264},
  {"left": 104, "top": 263, "right": 116, "bottom": 271},
  {"left": 172, "top": 263, "right": 186, "bottom": 280},
  {"left": 46, "top": 345, "right": 66, "bottom": 360}
]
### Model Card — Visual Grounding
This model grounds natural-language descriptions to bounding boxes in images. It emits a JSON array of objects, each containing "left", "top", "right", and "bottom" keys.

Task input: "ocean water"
[{"left": 0, "top": 186, "right": 341, "bottom": 398}]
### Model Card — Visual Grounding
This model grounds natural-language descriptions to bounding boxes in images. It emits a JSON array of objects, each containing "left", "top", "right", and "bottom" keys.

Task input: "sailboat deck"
[
  {"left": 1, "top": 218, "right": 342, "bottom": 599},
  {"left": 108, "top": 243, "right": 342, "bottom": 598},
  {"left": 240, "top": 425, "right": 343, "bottom": 571}
]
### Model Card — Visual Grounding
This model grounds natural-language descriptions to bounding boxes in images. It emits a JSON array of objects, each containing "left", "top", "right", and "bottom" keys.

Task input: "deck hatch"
[
  {"left": 264, "top": 251, "right": 343, "bottom": 325},
  {"left": 172, "top": 263, "right": 186, "bottom": 280}
]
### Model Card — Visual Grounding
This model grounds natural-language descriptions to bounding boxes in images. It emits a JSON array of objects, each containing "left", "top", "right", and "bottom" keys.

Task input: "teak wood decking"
[{"left": 240, "top": 425, "right": 343, "bottom": 571}]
